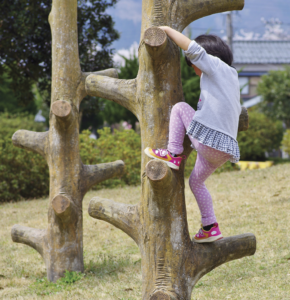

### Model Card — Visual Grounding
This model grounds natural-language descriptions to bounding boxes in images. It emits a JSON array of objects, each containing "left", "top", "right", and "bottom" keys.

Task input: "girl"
[{"left": 144, "top": 26, "right": 241, "bottom": 243}]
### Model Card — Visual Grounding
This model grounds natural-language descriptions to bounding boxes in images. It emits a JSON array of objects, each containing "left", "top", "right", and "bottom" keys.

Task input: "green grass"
[{"left": 1, "top": 164, "right": 290, "bottom": 299}]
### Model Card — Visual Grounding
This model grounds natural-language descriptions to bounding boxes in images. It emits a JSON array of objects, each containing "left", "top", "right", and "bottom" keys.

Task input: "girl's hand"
[
  {"left": 159, "top": 26, "right": 169, "bottom": 33},
  {"left": 158, "top": 26, "right": 191, "bottom": 51}
]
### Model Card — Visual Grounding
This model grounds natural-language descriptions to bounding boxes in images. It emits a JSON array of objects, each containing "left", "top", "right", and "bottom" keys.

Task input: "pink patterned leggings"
[{"left": 167, "top": 102, "right": 231, "bottom": 226}]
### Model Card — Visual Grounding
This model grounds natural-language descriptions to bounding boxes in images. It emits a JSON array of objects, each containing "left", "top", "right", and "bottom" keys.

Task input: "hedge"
[
  {"left": 1, "top": 113, "right": 239, "bottom": 202},
  {"left": 0, "top": 113, "right": 48, "bottom": 201}
]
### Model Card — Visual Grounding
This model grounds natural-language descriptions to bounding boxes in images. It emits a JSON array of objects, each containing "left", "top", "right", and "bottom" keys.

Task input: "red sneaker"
[
  {"left": 144, "top": 147, "right": 185, "bottom": 170},
  {"left": 193, "top": 223, "right": 223, "bottom": 243}
]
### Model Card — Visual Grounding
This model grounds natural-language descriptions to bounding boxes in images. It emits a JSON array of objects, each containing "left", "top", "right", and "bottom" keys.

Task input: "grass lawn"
[{"left": 0, "top": 164, "right": 290, "bottom": 299}]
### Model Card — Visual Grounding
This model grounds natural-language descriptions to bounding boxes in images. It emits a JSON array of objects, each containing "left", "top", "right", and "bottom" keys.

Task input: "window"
[{"left": 239, "top": 77, "right": 249, "bottom": 95}]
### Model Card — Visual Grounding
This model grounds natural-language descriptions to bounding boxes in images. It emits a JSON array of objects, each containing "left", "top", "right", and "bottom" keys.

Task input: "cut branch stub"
[
  {"left": 238, "top": 106, "right": 249, "bottom": 132},
  {"left": 144, "top": 27, "right": 168, "bottom": 57},
  {"left": 52, "top": 195, "right": 73, "bottom": 222},
  {"left": 12, "top": 130, "right": 48, "bottom": 157},
  {"left": 11, "top": 225, "right": 46, "bottom": 258},
  {"left": 145, "top": 160, "right": 176, "bottom": 198},
  {"left": 85, "top": 75, "right": 138, "bottom": 117},
  {"left": 81, "top": 160, "right": 125, "bottom": 195},
  {"left": 173, "top": 0, "right": 245, "bottom": 31},
  {"left": 51, "top": 100, "right": 72, "bottom": 118},
  {"left": 193, "top": 233, "right": 256, "bottom": 279},
  {"left": 146, "top": 159, "right": 168, "bottom": 181},
  {"left": 88, "top": 197, "right": 140, "bottom": 244}
]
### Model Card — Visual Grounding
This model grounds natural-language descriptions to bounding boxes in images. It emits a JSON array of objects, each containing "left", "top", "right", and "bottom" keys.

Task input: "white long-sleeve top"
[
  {"left": 185, "top": 40, "right": 241, "bottom": 140},
  {"left": 184, "top": 40, "right": 241, "bottom": 162}
]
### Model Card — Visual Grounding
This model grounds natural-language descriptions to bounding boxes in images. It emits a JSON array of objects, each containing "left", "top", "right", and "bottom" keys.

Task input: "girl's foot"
[
  {"left": 144, "top": 147, "right": 185, "bottom": 170},
  {"left": 193, "top": 223, "right": 223, "bottom": 243}
]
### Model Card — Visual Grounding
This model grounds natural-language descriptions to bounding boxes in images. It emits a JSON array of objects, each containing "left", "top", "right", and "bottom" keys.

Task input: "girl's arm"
[
  {"left": 159, "top": 26, "right": 191, "bottom": 51},
  {"left": 160, "top": 26, "right": 219, "bottom": 76}
]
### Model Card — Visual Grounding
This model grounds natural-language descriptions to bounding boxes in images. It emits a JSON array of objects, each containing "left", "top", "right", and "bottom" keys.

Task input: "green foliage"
[
  {"left": 31, "top": 271, "right": 84, "bottom": 296},
  {"left": 118, "top": 54, "right": 139, "bottom": 79},
  {"left": 257, "top": 66, "right": 290, "bottom": 128},
  {"left": 0, "top": 113, "right": 48, "bottom": 202},
  {"left": 59, "top": 270, "right": 84, "bottom": 285},
  {"left": 79, "top": 127, "right": 141, "bottom": 188},
  {"left": 281, "top": 129, "right": 290, "bottom": 155},
  {"left": 180, "top": 51, "right": 200, "bottom": 109},
  {"left": 0, "top": 112, "right": 239, "bottom": 202},
  {"left": 237, "top": 110, "right": 284, "bottom": 161},
  {"left": 0, "top": 112, "right": 45, "bottom": 138},
  {"left": 184, "top": 151, "right": 197, "bottom": 177},
  {"left": 0, "top": 71, "right": 37, "bottom": 114},
  {"left": 0, "top": 0, "right": 119, "bottom": 110},
  {"left": 85, "top": 254, "right": 131, "bottom": 278}
]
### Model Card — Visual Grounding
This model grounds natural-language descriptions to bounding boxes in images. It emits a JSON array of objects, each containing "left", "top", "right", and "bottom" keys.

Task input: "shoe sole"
[
  {"left": 144, "top": 147, "right": 179, "bottom": 170},
  {"left": 193, "top": 234, "right": 223, "bottom": 243}
]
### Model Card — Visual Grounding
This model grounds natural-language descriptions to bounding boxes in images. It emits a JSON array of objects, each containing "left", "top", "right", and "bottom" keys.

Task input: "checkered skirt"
[{"left": 186, "top": 120, "right": 240, "bottom": 163}]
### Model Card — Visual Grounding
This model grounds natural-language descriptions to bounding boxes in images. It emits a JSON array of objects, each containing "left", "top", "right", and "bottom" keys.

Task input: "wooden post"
[
  {"left": 10, "top": 0, "right": 125, "bottom": 282},
  {"left": 86, "top": 0, "right": 256, "bottom": 298}
]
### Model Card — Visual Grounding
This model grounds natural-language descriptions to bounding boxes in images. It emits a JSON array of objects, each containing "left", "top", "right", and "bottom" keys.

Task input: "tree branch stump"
[
  {"left": 144, "top": 27, "right": 168, "bottom": 58},
  {"left": 51, "top": 100, "right": 72, "bottom": 118},
  {"left": 238, "top": 106, "right": 249, "bottom": 132},
  {"left": 10, "top": 0, "right": 127, "bottom": 283},
  {"left": 86, "top": 9, "right": 256, "bottom": 296}
]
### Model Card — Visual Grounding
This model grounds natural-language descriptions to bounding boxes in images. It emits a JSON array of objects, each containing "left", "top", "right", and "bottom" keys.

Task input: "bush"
[
  {"left": 0, "top": 112, "right": 241, "bottom": 202},
  {"left": 237, "top": 110, "right": 284, "bottom": 161},
  {"left": 80, "top": 127, "right": 141, "bottom": 189},
  {"left": 282, "top": 129, "right": 290, "bottom": 156},
  {"left": 0, "top": 113, "right": 48, "bottom": 202}
]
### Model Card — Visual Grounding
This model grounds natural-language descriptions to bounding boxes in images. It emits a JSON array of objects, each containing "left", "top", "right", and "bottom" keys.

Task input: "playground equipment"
[
  {"left": 10, "top": 0, "right": 125, "bottom": 282},
  {"left": 86, "top": 0, "right": 256, "bottom": 299},
  {"left": 10, "top": 0, "right": 255, "bottom": 298}
]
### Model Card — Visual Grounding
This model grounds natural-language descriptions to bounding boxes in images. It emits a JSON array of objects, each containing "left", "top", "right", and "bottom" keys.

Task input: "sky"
[{"left": 106, "top": 0, "right": 290, "bottom": 64}]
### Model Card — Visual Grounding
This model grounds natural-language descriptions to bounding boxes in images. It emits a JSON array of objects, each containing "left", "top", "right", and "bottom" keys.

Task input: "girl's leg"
[
  {"left": 189, "top": 143, "right": 231, "bottom": 226},
  {"left": 167, "top": 102, "right": 196, "bottom": 155}
]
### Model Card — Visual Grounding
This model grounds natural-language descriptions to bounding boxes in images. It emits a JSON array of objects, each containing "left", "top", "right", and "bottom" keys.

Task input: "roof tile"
[{"left": 233, "top": 41, "right": 290, "bottom": 64}]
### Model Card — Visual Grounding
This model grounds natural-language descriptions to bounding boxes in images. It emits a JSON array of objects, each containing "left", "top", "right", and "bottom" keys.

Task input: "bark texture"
[
  {"left": 11, "top": 0, "right": 125, "bottom": 282},
  {"left": 87, "top": 1, "right": 256, "bottom": 299}
]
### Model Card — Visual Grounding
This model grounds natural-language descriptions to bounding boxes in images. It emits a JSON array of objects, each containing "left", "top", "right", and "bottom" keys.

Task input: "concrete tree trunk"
[
  {"left": 10, "top": 0, "right": 125, "bottom": 282},
  {"left": 86, "top": 0, "right": 255, "bottom": 299}
]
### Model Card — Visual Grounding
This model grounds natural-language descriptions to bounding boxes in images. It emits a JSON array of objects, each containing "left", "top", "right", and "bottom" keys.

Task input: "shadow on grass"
[
  {"left": 27, "top": 255, "right": 133, "bottom": 296},
  {"left": 84, "top": 254, "right": 132, "bottom": 278}
]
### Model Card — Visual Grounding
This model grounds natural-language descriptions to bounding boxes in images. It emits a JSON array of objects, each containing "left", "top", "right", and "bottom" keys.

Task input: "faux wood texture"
[
  {"left": 10, "top": 0, "right": 125, "bottom": 283},
  {"left": 238, "top": 106, "right": 249, "bottom": 132},
  {"left": 51, "top": 100, "right": 72, "bottom": 118},
  {"left": 86, "top": 0, "right": 255, "bottom": 299}
]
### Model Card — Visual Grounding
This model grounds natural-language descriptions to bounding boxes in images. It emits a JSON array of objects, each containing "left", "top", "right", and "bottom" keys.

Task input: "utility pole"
[{"left": 226, "top": 11, "right": 233, "bottom": 52}]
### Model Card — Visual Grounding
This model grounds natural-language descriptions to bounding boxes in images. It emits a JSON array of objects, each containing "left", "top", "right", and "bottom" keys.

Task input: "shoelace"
[
  {"left": 198, "top": 228, "right": 204, "bottom": 236},
  {"left": 156, "top": 149, "right": 168, "bottom": 157}
]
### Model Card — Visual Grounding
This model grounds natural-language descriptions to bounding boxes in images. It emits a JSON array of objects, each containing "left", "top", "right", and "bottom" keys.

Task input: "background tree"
[
  {"left": 0, "top": 0, "right": 119, "bottom": 118},
  {"left": 0, "top": 71, "right": 37, "bottom": 114},
  {"left": 238, "top": 109, "right": 283, "bottom": 160},
  {"left": 257, "top": 66, "right": 290, "bottom": 128},
  {"left": 180, "top": 50, "right": 200, "bottom": 108}
]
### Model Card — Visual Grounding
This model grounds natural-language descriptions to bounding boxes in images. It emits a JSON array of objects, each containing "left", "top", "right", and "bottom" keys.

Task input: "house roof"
[{"left": 233, "top": 41, "right": 290, "bottom": 64}]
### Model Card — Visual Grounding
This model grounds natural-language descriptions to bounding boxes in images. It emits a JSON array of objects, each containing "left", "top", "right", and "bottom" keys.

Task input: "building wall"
[{"left": 234, "top": 64, "right": 288, "bottom": 101}]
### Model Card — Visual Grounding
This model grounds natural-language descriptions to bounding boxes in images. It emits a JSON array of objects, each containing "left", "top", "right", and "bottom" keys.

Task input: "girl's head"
[{"left": 185, "top": 34, "right": 233, "bottom": 68}]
